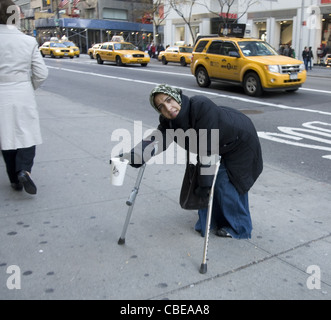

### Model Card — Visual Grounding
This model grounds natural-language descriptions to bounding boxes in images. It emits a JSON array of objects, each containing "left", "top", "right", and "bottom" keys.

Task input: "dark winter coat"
[{"left": 148, "top": 94, "right": 263, "bottom": 194}]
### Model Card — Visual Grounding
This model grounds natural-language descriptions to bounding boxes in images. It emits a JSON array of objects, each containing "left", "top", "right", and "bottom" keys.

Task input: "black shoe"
[
  {"left": 216, "top": 228, "right": 232, "bottom": 238},
  {"left": 11, "top": 182, "right": 23, "bottom": 191},
  {"left": 17, "top": 170, "right": 37, "bottom": 195}
]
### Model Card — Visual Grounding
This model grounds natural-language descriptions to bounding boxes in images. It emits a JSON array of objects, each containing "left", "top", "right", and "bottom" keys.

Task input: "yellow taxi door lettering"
[{"left": 219, "top": 42, "right": 240, "bottom": 81}]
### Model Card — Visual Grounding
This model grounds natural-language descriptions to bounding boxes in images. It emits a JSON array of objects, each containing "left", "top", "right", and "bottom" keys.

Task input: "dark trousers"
[
  {"left": 195, "top": 163, "right": 252, "bottom": 239},
  {"left": 1, "top": 146, "right": 36, "bottom": 183}
]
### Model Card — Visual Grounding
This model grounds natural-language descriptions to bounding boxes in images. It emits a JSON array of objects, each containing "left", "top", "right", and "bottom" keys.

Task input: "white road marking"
[
  {"left": 258, "top": 121, "right": 331, "bottom": 160},
  {"left": 47, "top": 65, "right": 331, "bottom": 116}
]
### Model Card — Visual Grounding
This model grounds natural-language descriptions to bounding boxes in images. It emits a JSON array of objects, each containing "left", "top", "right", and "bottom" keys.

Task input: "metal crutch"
[
  {"left": 117, "top": 143, "right": 158, "bottom": 245},
  {"left": 118, "top": 163, "right": 146, "bottom": 245},
  {"left": 199, "top": 157, "right": 221, "bottom": 274}
]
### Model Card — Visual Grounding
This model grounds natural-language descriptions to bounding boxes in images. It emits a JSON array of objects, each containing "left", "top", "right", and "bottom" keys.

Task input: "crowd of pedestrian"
[
  {"left": 302, "top": 46, "right": 314, "bottom": 71},
  {"left": 278, "top": 44, "right": 295, "bottom": 58}
]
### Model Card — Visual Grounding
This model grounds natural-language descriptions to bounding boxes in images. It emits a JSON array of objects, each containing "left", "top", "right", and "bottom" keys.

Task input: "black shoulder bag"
[{"left": 179, "top": 150, "right": 209, "bottom": 210}]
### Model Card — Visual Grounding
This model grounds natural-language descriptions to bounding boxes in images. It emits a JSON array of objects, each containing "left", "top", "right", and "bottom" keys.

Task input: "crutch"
[
  {"left": 118, "top": 163, "right": 146, "bottom": 245},
  {"left": 117, "top": 143, "right": 158, "bottom": 245},
  {"left": 199, "top": 157, "right": 221, "bottom": 274}
]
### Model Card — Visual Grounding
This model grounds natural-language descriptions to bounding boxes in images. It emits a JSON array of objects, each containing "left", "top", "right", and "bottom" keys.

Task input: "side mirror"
[{"left": 229, "top": 51, "right": 240, "bottom": 58}]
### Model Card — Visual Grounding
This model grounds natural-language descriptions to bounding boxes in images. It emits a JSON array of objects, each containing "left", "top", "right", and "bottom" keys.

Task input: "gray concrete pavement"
[{"left": 0, "top": 88, "right": 330, "bottom": 300}]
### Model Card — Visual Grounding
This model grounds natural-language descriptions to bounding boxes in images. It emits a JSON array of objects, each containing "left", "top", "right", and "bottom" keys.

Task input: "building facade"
[
  {"left": 159, "top": 0, "right": 331, "bottom": 63},
  {"left": 14, "top": 0, "right": 154, "bottom": 52}
]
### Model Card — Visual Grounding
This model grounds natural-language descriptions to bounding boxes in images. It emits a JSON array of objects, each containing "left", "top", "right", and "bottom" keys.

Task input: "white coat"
[{"left": 0, "top": 24, "right": 48, "bottom": 150}]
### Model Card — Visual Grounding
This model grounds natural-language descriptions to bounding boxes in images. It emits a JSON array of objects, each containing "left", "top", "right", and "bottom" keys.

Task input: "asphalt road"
[{"left": 42, "top": 55, "right": 331, "bottom": 185}]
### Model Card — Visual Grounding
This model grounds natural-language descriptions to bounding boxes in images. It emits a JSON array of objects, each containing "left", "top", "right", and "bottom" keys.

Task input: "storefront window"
[{"left": 321, "top": 14, "right": 331, "bottom": 50}]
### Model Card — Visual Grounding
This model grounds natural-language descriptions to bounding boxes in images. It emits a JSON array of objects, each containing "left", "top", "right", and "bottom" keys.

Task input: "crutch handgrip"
[{"left": 126, "top": 188, "right": 138, "bottom": 206}]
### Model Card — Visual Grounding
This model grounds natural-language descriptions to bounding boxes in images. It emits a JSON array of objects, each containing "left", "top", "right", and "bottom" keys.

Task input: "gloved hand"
[
  {"left": 194, "top": 186, "right": 210, "bottom": 198},
  {"left": 111, "top": 152, "right": 143, "bottom": 168}
]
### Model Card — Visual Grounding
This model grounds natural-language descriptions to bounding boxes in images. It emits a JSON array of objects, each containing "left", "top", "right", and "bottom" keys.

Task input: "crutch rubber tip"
[
  {"left": 199, "top": 263, "right": 207, "bottom": 274},
  {"left": 118, "top": 238, "right": 125, "bottom": 245}
]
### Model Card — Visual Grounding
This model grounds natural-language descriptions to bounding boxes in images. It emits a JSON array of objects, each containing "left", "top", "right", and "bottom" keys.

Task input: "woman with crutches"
[{"left": 122, "top": 84, "right": 263, "bottom": 240}]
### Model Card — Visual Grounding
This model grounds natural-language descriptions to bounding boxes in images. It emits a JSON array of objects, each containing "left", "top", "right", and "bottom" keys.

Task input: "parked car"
[
  {"left": 160, "top": 46, "right": 193, "bottom": 66},
  {"left": 190, "top": 37, "right": 306, "bottom": 96},
  {"left": 39, "top": 42, "right": 75, "bottom": 59}
]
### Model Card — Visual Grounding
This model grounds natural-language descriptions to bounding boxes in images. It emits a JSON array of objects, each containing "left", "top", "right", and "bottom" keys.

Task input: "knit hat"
[{"left": 149, "top": 84, "right": 182, "bottom": 112}]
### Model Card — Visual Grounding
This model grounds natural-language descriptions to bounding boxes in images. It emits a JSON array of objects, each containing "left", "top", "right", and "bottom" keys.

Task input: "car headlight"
[
  {"left": 123, "top": 54, "right": 132, "bottom": 58},
  {"left": 299, "top": 63, "right": 305, "bottom": 72},
  {"left": 55, "top": 49, "right": 61, "bottom": 53},
  {"left": 268, "top": 65, "right": 280, "bottom": 73}
]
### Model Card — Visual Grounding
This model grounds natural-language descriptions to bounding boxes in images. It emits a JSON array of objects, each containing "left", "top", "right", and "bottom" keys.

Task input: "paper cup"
[{"left": 110, "top": 158, "right": 129, "bottom": 186}]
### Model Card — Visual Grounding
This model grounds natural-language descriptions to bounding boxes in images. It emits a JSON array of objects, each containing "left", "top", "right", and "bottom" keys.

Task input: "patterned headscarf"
[{"left": 149, "top": 84, "right": 182, "bottom": 113}]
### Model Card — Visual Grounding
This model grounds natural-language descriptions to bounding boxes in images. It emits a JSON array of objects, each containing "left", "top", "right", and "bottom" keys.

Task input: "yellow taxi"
[
  {"left": 326, "top": 54, "right": 331, "bottom": 67},
  {"left": 190, "top": 37, "right": 306, "bottom": 96},
  {"left": 88, "top": 43, "right": 102, "bottom": 59},
  {"left": 60, "top": 40, "right": 80, "bottom": 57},
  {"left": 94, "top": 41, "right": 150, "bottom": 67},
  {"left": 39, "top": 41, "right": 75, "bottom": 59},
  {"left": 160, "top": 46, "right": 193, "bottom": 66}
]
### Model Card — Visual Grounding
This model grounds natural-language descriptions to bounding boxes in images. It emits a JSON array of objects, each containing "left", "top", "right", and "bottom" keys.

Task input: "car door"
[
  {"left": 205, "top": 40, "right": 224, "bottom": 78},
  {"left": 171, "top": 47, "right": 180, "bottom": 62},
  {"left": 218, "top": 41, "right": 241, "bottom": 81},
  {"left": 43, "top": 43, "right": 50, "bottom": 55},
  {"left": 107, "top": 44, "right": 114, "bottom": 62},
  {"left": 99, "top": 43, "right": 109, "bottom": 60}
]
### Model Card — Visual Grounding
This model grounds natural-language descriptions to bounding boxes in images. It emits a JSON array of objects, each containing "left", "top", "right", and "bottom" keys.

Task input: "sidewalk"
[
  {"left": 0, "top": 89, "right": 330, "bottom": 300},
  {"left": 307, "top": 65, "right": 331, "bottom": 78}
]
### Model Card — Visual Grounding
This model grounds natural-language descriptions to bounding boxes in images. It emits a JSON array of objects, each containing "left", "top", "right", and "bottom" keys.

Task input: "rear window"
[{"left": 194, "top": 40, "right": 209, "bottom": 52}]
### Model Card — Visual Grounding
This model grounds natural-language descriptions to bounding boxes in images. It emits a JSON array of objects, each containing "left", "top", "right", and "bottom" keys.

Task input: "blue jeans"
[
  {"left": 304, "top": 58, "right": 309, "bottom": 71},
  {"left": 195, "top": 164, "right": 252, "bottom": 239}
]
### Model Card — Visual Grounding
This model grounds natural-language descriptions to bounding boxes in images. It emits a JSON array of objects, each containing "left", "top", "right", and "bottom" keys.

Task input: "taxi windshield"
[
  {"left": 238, "top": 41, "right": 277, "bottom": 57},
  {"left": 179, "top": 47, "right": 193, "bottom": 53},
  {"left": 113, "top": 43, "right": 136, "bottom": 50},
  {"left": 50, "top": 43, "right": 67, "bottom": 48}
]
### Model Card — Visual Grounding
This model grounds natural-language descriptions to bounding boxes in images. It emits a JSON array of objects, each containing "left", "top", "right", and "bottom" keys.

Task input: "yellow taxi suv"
[
  {"left": 39, "top": 42, "right": 75, "bottom": 59},
  {"left": 60, "top": 40, "right": 80, "bottom": 57},
  {"left": 190, "top": 37, "right": 306, "bottom": 96},
  {"left": 161, "top": 46, "right": 193, "bottom": 66},
  {"left": 95, "top": 41, "right": 150, "bottom": 67}
]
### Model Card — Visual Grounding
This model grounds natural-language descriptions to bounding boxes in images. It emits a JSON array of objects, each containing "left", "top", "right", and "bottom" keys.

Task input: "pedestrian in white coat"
[{"left": 0, "top": 0, "right": 48, "bottom": 194}]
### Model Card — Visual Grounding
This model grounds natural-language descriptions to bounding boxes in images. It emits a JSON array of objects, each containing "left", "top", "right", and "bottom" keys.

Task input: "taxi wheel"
[
  {"left": 141, "top": 63, "right": 148, "bottom": 67},
  {"left": 196, "top": 67, "right": 211, "bottom": 87},
  {"left": 51, "top": 52, "right": 55, "bottom": 59},
  {"left": 40, "top": 51, "right": 45, "bottom": 57},
  {"left": 116, "top": 56, "right": 123, "bottom": 66},
  {"left": 96, "top": 55, "right": 103, "bottom": 64},
  {"left": 180, "top": 57, "right": 187, "bottom": 66},
  {"left": 162, "top": 56, "right": 168, "bottom": 65},
  {"left": 244, "top": 72, "right": 262, "bottom": 97}
]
